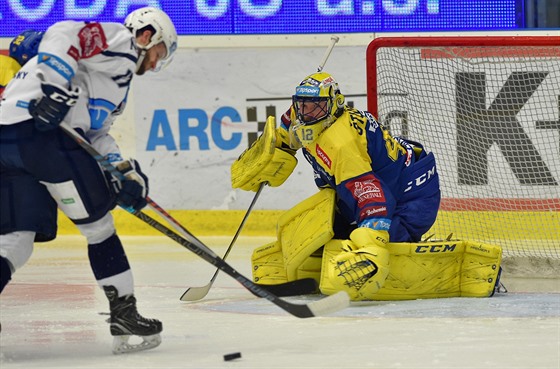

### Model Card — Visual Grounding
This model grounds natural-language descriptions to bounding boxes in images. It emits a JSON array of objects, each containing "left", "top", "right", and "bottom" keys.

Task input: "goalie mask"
[
  {"left": 124, "top": 7, "right": 178, "bottom": 73},
  {"left": 289, "top": 72, "right": 345, "bottom": 149}
]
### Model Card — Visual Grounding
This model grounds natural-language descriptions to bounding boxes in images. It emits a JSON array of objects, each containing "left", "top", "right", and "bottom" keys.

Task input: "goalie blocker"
[{"left": 252, "top": 189, "right": 503, "bottom": 301}]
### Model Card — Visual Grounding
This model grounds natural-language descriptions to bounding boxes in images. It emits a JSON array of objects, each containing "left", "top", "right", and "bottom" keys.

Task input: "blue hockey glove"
[
  {"left": 113, "top": 159, "right": 149, "bottom": 211},
  {"left": 28, "top": 81, "right": 80, "bottom": 132}
]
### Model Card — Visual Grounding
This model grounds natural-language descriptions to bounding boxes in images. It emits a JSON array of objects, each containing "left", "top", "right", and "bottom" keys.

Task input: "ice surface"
[{"left": 1, "top": 236, "right": 558, "bottom": 369}]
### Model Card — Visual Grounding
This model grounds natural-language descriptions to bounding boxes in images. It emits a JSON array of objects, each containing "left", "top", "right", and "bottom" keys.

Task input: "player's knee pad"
[
  {"left": 75, "top": 212, "right": 115, "bottom": 244},
  {"left": 320, "top": 239, "right": 390, "bottom": 301},
  {"left": 0, "top": 231, "right": 35, "bottom": 271}
]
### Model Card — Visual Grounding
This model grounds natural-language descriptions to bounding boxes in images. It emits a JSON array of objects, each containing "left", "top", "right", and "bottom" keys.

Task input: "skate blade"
[{"left": 112, "top": 334, "right": 162, "bottom": 354}]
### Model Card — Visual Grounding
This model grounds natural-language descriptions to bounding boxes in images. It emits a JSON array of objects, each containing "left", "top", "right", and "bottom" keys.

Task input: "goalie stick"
[
  {"left": 318, "top": 36, "right": 340, "bottom": 72},
  {"left": 58, "top": 122, "right": 350, "bottom": 318},
  {"left": 180, "top": 182, "right": 265, "bottom": 301}
]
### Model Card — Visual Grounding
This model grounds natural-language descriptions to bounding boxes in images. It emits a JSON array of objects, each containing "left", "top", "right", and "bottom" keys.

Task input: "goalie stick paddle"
[
  {"left": 58, "top": 122, "right": 350, "bottom": 318},
  {"left": 180, "top": 182, "right": 265, "bottom": 301},
  {"left": 249, "top": 278, "right": 319, "bottom": 297}
]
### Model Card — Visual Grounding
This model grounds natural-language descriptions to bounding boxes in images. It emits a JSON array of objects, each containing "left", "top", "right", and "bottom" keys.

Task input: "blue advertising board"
[{"left": 0, "top": 0, "right": 523, "bottom": 37}]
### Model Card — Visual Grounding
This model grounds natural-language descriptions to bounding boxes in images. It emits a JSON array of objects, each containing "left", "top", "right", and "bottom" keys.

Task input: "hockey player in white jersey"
[{"left": 0, "top": 7, "right": 177, "bottom": 354}]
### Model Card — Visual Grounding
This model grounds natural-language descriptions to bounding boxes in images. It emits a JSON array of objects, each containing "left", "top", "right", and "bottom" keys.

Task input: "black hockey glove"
[
  {"left": 28, "top": 81, "right": 80, "bottom": 132},
  {"left": 113, "top": 159, "right": 149, "bottom": 211}
]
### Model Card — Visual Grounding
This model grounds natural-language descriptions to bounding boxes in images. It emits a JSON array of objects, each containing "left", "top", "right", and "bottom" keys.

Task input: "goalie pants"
[{"left": 0, "top": 121, "right": 133, "bottom": 295}]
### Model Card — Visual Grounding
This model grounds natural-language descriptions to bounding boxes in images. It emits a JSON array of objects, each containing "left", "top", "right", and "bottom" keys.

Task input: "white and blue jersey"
[{"left": 0, "top": 21, "right": 137, "bottom": 162}]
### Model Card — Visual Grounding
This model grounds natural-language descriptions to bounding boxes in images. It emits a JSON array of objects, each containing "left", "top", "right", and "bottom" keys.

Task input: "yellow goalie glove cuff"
[
  {"left": 349, "top": 227, "right": 389, "bottom": 249},
  {"left": 231, "top": 116, "right": 297, "bottom": 191}
]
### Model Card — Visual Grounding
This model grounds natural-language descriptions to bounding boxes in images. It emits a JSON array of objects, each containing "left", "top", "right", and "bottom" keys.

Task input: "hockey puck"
[{"left": 223, "top": 352, "right": 242, "bottom": 361}]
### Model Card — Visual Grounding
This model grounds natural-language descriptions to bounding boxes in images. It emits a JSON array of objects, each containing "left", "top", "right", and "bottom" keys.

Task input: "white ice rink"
[{"left": 1, "top": 235, "right": 559, "bottom": 369}]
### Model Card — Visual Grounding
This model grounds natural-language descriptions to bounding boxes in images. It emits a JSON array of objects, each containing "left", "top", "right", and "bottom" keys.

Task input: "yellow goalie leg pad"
[
  {"left": 251, "top": 189, "right": 336, "bottom": 285},
  {"left": 278, "top": 189, "right": 335, "bottom": 281},
  {"left": 373, "top": 240, "right": 502, "bottom": 300},
  {"left": 231, "top": 116, "right": 297, "bottom": 191}
]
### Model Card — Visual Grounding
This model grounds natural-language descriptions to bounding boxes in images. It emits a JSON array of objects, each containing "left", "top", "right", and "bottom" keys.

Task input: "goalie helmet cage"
[{"left": 366, "top": 35, "right": 560, "bottom": 259}]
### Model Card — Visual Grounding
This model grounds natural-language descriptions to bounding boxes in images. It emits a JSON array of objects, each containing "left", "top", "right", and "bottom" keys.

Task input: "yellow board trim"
[{"left": 57, "top": 210, "right": 560, "bottom": 240}]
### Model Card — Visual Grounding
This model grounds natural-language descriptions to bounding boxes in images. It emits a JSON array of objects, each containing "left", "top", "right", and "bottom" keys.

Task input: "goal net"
[{"left": 366, "top": 36, "right": 560, "bottom": 259}]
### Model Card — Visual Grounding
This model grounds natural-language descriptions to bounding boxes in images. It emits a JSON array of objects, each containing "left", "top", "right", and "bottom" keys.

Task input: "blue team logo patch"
[
  {"left": 295, "top": 86, "right": 320, "bottom": 96},
  {"left": 88, "top": 98, "right": 116, "bottom": 130}
]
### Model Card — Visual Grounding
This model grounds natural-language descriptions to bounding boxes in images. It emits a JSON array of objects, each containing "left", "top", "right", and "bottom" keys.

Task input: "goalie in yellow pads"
[{"left": 232, "top": 72, "right": 503, "bottom": 301}]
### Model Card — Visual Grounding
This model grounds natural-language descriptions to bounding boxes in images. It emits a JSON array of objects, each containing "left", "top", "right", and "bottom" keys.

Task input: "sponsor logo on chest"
[{"left": 315, "top": 144, "right": 332, "bottom": 169}]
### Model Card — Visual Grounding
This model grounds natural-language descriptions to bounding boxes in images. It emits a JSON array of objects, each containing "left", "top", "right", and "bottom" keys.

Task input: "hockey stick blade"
[
  {"left": 134, "top": 211, "right": 349, "bottom": 318},
  {"left": 306, "top": 291, "right": 349, "bottom": 317},
  {"left": 180, "top": 283, "right": 211, "bottom": 302}
]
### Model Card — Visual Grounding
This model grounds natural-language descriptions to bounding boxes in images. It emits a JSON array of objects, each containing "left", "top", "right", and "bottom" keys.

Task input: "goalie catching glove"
[
  {"left": 231, "top": 116, "right": 297, "bottom": 191},
  {"left": 111, "top": 159, "right": 149, "bottom": 211},
  {"left": 321, "top": 227, "right": 390, "bottom": 301}
]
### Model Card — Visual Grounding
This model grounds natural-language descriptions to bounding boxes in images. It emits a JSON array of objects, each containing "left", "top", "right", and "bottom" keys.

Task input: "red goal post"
[{"left": 366, "top": 35, "right": 560, "bottom": 259}]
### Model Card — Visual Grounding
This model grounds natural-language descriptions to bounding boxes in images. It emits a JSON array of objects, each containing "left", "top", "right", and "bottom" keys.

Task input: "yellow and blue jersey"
[{"left": 280, "top": 106, "right": 440, "bottom": 242}]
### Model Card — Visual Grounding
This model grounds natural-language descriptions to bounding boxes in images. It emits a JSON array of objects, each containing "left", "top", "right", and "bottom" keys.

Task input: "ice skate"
[{"left": 103, "top": 286, "right": 162, "bottom": 354}]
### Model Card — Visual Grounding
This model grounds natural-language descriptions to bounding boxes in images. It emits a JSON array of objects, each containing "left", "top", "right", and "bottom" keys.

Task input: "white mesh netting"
[{"left": 368, "top": 36, "right": 559, "bottom": 259}]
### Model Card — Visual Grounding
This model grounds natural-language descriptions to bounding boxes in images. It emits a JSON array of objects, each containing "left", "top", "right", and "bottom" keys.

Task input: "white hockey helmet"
[{"left": 124, "top": 7, "right": 178, "bottom": 72}]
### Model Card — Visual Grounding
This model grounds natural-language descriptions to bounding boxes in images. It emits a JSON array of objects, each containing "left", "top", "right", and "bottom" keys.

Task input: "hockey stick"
[
  {"left": 58, "top": 122, "right": 349, "bottom": 318},
  {"left": 180, "top": 182, "right": 265, "bottom": 301},
  {"left": 317, "top": 36, "right": 340, "bottom": 72}
]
